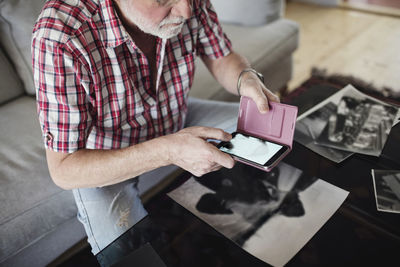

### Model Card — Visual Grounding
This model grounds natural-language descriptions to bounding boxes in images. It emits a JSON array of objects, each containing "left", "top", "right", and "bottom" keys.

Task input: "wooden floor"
[
  {"left": 346, "top": 0, "right": 400, "bottom": 9},
  {"left": 285, "top": 2, "right": 400, "bottom": 94}
]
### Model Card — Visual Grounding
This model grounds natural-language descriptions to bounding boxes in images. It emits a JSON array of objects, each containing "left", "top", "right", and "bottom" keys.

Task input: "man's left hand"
[{"left": 238, "top": 71, "right": 280, "bottom": 113}]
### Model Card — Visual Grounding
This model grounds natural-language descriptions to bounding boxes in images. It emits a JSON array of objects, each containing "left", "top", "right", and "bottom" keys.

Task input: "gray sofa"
[{"left": 0, "top": 0, "right": 299, "bottom": 266}]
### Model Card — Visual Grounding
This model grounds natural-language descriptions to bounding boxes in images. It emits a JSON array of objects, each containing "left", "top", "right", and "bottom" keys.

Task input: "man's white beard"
[{"left": 131, "top": 11, "right": 186, "bottom": 39}]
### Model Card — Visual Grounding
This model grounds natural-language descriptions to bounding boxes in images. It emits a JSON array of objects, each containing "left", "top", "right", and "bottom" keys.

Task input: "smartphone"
[{"left": 217, "top": 132, "right": 289, "bottom": 169}]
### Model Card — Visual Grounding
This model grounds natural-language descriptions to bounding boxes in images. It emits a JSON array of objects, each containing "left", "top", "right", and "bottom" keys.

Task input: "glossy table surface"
[{"left": 97, "top": 83, "right": 400, "bottom": 267}]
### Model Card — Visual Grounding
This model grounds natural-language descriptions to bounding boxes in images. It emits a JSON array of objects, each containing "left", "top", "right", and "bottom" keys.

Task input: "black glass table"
[{"left": 97, "top": 83, "right": 400, "bottom": 267}]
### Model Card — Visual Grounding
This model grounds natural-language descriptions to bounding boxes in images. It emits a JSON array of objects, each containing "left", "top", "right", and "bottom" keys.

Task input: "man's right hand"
[{"left": 165, "top": 126, "right": 235, "bottom": 177}]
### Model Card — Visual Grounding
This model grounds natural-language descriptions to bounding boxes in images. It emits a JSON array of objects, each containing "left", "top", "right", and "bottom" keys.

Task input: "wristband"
[{"left": 237, "top": 68, "right": 265, "bottom": 96}]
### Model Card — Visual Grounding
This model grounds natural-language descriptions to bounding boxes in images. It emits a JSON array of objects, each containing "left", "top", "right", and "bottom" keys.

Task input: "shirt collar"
[{"left": 99, "top": 0, "right": 131, "bottom": 48}]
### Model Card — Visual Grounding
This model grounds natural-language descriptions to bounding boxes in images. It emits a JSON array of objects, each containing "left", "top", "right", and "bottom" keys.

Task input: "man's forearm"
[
  {"left": 46, "top": 136, "right": 171, "bottom": 190},
  {"left": 202, "top": 51, "right": 250, "bottom": 95},
  {"left": 202, "top": 51, "right": 280, "bottom": 113},
  {"left": 46, "top": 126, "right": 235, "bottom": 190}
]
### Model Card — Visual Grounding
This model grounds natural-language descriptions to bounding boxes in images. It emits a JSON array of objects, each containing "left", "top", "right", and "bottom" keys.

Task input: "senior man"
[{"left": 32, "top": 0, "right": 279, "bottom": 256}]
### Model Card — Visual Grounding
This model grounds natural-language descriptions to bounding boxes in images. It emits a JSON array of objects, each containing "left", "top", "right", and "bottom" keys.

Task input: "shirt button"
[{"left": 45, "top": 132, "right": 53, "bottom": 144}]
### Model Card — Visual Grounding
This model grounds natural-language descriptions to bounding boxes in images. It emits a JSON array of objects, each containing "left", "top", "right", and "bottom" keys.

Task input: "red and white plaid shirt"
[{"left": 32, "top": 0, "right": 231, "bottom": 153}]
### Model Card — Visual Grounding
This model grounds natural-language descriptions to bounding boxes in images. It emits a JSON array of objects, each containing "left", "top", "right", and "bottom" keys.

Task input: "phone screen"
[{"left": 218, "top": 132, "right": 288, "bottom": 167}]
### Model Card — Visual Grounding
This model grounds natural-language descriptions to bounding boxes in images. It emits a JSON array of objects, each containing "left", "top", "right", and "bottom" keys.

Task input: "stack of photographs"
[
  {"left": 295, "top": 85, "right": 400, "bottom": 163},
  {"left": 372, "top": 169, "right": 400, "bottom": 214}
]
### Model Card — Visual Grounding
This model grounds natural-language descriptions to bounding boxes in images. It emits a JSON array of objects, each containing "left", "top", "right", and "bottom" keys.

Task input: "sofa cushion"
[
  {"left": 0, "top": 0, "right": 46, "bottom": 95},
  {"left": 0, "top": 96, "right": 78, "bottom": 264},
  {"left": 211, "top": 0, "right": 284, "bottom": 26},
  {"left": 190, "top": 19, "right": 299, "bottom": 99},
  {"left": 0, "top": 47, "right": 24, "bottom": 105}
]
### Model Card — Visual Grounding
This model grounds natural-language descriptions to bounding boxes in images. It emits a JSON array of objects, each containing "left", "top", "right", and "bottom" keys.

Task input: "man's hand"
[
  {"left": 165, "top": 126, "right": 235, "bottom": 177},
  {"left": 238, "top": 71, "right": 280, "bottom": 113}
]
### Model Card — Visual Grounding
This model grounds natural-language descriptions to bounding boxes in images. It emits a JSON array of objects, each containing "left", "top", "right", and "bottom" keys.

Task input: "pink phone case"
[{"left": 234, "top": 96, "right": 298, "bottom": 172}]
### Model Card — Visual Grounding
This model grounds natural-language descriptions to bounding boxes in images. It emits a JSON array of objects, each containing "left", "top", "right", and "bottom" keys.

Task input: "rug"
[{"left": 305, "top": 68, "right": 400, "bottom": 104}]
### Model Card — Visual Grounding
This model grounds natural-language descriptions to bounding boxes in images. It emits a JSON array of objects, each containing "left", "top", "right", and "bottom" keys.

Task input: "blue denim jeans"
[{"left": 73, "top": 97, "right": 239, "bottom": 255}]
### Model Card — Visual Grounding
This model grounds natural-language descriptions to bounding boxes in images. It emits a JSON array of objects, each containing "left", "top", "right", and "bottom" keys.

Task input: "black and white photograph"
[
  {"left": 168, "top": 162, "right": 349, "bottom": 267},
  {"left": 295, "top": 101, "right": 353, "bottom": 163},
  {"left": 295, "top": 85, "right": 399, "bottom": 159},
  {"left": 372, "top": 169, "right": 400, "bottom": 214}
]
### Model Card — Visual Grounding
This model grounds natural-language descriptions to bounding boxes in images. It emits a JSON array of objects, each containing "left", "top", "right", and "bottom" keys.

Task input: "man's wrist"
[
  {"left": 156, "top": 135, "right": 175, "bottom": 166},
  {"left": 237, "top": 68, "right": 264, "bottom": 96}
]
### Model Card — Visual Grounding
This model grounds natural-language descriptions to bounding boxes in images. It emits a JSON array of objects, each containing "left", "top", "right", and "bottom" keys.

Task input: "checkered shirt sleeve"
[
  {"left": 196, "top": 0, "right": 232, "bottom": 59},
  {"left": 32, "top": 37, "right": 92, "bottom": 153}
]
